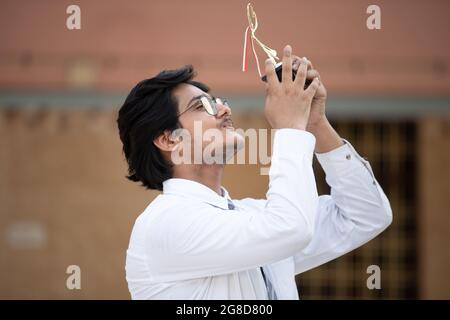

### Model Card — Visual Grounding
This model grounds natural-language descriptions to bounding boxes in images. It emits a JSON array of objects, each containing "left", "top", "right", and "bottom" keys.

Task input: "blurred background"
[{"left": 0, "top": 0, "right": 449, "bottom": 299}]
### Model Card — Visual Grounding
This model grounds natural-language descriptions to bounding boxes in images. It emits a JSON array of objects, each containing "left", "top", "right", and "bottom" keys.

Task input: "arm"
[
  {"left": 290, "top": 58, "right": 392, "bottom": 274},
  {"left": 293, "top": 136, "right": 393, "bottom": 274},
  {"left": 148, "top": 129, "right": 319, "bottom": 281}
]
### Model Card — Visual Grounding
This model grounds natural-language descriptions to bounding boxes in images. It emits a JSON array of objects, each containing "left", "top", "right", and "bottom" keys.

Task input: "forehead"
[{"left": 172, "top": 83, "right": 207, "bottom": 113}]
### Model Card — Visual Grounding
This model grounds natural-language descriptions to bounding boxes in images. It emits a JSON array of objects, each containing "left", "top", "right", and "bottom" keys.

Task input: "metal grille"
[{"left": 297, "top": 120, "right": 418, "bottom": 299}]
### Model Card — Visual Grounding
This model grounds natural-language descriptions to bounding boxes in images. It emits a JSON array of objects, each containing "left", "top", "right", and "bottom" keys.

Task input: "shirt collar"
[{"left": 162, "top": 178, "right": 232, "bottom": 210}]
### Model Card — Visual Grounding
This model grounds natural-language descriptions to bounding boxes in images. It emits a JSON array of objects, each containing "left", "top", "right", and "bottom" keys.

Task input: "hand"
[
  {"left": 292, "top": 56, "right": 343, "bottom": 153},
  {"left": 263, "top": 45, "right": 320, "bottom": 130},
  {"left": 292, "top": 56, "right": 327, "bottom": 129}
]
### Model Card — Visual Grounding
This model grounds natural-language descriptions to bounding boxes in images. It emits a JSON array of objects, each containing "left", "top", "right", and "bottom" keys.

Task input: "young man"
[{"left": 118, "top": 45, "right": 392, "bottom": 300}]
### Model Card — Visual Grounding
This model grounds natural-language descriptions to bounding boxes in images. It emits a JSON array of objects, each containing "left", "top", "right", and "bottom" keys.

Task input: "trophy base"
[{"left": 261, "top": 62, "right": 312, "bottom": 89}]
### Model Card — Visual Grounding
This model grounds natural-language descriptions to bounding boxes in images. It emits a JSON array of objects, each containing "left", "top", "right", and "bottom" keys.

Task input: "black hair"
[{"left": 117, "top": 65, "right": 210, "bottom": 191}]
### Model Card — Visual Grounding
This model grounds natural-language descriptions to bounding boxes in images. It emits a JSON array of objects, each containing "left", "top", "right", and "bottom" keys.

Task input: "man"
[{"left": 118, "top": 45, "right": 392, "bottom": 300}]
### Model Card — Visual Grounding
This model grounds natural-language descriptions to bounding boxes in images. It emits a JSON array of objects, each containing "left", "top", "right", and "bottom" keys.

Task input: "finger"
[
  {"left": 304, "top": 77, "right": 321, "bottom": 99},
  {"left": 292, "top": 55, "right": 301, "bottom": 71},
  {"left": 303, "top": 57, "right": 314, "bottom": 70},
  {"left": 293, "top": 56, "right": 312, "bottom": 72},
  {"left": 306, "top": 69, "right": 320, "bottom": 81},
  {"left": 282, "top": 45, "right": 293, "bottom": 84},
  {"left": 264, "top": 58, "right": 279, "bottom": 88},
  {"left": 293, "top": 58, "right": 308, "bottom": 89},
  {"left": 293, "top": 59, "right": 300, "bottom": 71}
]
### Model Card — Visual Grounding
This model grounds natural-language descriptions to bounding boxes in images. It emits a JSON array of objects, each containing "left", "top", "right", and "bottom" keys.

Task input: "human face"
[{"left": 172, "top": 83, "right": 244, "bottom": 164}]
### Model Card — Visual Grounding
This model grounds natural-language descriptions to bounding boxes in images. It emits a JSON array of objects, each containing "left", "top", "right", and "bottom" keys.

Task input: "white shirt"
[{"left": 125, "top": 129, "right": 392, "bottom": 300}]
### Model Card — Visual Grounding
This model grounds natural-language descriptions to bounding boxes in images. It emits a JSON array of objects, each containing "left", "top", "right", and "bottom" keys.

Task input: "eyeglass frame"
[{"left": 177, "top": 95, "right": 229, "bottom": 117}]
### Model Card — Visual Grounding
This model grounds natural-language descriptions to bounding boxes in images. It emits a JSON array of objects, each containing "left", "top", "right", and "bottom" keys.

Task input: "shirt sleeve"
[
  {"left": 293, "top": 139, "right": 393, "bottom": 275},
  {"left": 147, "top": 129, "right": 319, "bottom": 281}
]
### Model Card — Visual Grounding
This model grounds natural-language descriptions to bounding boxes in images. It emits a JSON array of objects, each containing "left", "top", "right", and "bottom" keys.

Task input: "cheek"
[
  {"left": 180, "top": 113, "right": 216, "bottom": 131},
  {"left": 201, "top": 116, "right": 218, "bottom": 131},
  {"left": 179, "top": 114, "right": 218, "bottom": 145}
]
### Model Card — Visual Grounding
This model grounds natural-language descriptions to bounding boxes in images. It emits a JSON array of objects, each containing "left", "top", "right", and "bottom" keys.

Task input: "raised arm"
[
  {"left": 291, "top": 59, "right": 392, "bottom": 274},
  {"left": 146, "top": 46, "right": 323, "bottom": 281}
]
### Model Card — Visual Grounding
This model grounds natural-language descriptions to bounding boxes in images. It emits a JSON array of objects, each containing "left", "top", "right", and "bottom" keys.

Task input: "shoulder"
[
  {"left": 233, "top": 197, "right": 267, "bottom": 211},
  {"left": 133, "top": 194, "right": 226, "bottom": 243}
]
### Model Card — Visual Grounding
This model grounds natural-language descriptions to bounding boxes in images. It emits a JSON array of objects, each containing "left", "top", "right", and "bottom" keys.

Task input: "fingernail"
[{"left": 284, "top": 45, "right": 291, "bottom": 56}]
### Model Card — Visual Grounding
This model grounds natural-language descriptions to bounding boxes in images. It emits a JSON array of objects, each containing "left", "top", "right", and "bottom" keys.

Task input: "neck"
[{"left": 172, "top": 164, "right": 224, "bottom": 196}]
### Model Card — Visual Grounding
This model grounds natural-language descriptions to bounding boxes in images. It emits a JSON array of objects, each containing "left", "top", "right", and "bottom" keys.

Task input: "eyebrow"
[{"left": 185, "top": 93, "right": 211, "bottom": 111}]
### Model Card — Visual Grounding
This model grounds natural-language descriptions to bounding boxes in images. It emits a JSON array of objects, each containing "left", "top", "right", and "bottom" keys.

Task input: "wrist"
[
  {"left": 281, "top": 125, "right": 307, "bottom": 131},
  {"left": 272, "top": 120, "right": 308, "bottom": 131},
  {"left": 307, "top": 119, "right": 344, "bottom": 153},
  {"left": 306, "top": 116, "right": 329, "bottom": 133}
]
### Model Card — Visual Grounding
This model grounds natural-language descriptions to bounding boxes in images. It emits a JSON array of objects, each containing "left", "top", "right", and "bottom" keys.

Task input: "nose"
[{"left": 215, "top": 101, "right": 231, "bottom": 118}]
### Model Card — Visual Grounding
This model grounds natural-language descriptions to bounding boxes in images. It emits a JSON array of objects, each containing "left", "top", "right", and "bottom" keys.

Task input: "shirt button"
[{"left": 346, "top": 154, "right": 351, "bottom": 160}]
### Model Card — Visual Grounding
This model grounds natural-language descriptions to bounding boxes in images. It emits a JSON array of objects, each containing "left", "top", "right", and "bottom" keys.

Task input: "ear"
[{"left": 153, "top": 130, "right": 180, "bottom": 152}]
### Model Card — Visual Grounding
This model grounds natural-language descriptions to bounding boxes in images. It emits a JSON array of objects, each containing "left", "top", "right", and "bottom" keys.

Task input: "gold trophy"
[{"left": 242, "top": 3, "right": 302, "bottom": 83}]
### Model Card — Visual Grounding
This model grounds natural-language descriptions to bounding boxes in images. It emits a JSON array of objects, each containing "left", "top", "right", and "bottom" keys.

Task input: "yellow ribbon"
[{"left": 242, "top": 3, "right": 279, "bottom": 77}]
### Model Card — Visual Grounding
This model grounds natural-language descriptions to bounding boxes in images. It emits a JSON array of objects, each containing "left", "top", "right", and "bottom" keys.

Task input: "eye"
[{"left": 194, "top": 104, "right": 204, "bottom": 110}]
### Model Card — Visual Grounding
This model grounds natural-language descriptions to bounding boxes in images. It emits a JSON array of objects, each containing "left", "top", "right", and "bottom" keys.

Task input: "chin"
[{"left": 202, "top": 128, "right": 244, "bottom": 164}]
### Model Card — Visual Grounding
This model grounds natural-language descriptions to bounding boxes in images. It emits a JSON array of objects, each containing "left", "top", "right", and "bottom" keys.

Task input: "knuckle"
[
  {"left": 267, "top": 86, "right": 278, "bottom": 96},
  {"left": 297, "top": 69, "right": 306, "bottom": 78},
  {"left": 283, "top": 86, "right": 293, "bottom": 95},
  {"left": 271, "top": 87, "right": 281, "bottom": 97}
]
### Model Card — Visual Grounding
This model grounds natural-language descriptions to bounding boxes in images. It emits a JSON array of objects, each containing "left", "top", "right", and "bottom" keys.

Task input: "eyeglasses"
[{"left": 178, "top": 95, "right": 229, "bottom": 117}]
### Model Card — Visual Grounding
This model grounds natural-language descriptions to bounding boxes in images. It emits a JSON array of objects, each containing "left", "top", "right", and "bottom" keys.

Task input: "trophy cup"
[{"left": 242, "top": 3, "right": 312, "bottom": 87}]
